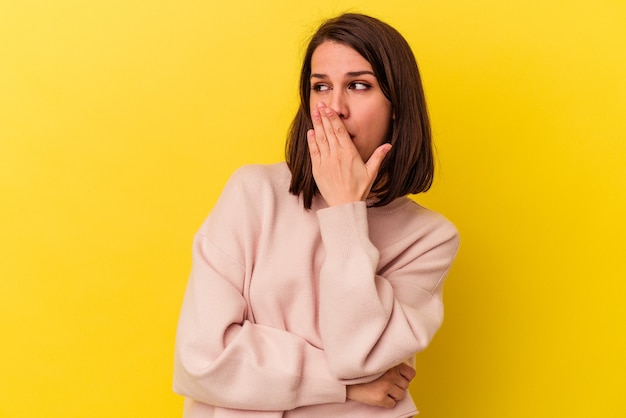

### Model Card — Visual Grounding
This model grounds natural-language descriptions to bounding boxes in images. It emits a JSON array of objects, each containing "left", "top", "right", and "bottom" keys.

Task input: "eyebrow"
[{"left": 310, "top": 70, "right": 376, "bottom": 79}]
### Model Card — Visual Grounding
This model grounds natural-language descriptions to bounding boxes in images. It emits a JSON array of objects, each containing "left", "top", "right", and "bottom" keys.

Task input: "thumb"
[{"left": 365, "top": 143, "right": 392, "bottom": 177}]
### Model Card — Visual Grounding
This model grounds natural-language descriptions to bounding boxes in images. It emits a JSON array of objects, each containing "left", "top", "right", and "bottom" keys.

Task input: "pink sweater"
[{"left": 173, "top": 163, "right": 459, "bottom": 417}]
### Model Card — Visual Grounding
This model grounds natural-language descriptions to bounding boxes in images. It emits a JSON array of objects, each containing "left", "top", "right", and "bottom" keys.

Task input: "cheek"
[
  {"left": 357, "top": 108, "right": 392, "bottom": 159},
  {"left": 364, "top": 106, "right": 392, "bottom": 139}
]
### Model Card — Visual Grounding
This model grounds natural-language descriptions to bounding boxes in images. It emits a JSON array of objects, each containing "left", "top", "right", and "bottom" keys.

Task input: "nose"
[{"left": 328, "top": 91, "right": 349, "bottom": 119}]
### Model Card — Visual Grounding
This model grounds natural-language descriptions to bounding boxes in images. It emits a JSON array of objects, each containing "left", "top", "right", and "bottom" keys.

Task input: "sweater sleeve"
[
  {"left": 173, "top": 169, "right": 346, "bottom": 410},
  {"left": 316, "top": 201, "right": 460, "bottom": 380}
]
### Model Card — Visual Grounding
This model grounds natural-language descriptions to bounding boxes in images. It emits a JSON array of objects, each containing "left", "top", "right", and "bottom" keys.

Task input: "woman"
[{"left": 173, "top": 13, "right": 459, "bottom": 417}]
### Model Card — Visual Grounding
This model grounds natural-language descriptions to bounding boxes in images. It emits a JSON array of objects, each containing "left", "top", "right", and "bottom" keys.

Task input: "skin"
[
  {"left": 346, "top": 363, "right": 416, "bottom": 408},
  {"left": 307, "top": 41, "right": 393, "bottom": 207},
  {"left": 307, "top": 41, "right": 414, "bottom": 407}
]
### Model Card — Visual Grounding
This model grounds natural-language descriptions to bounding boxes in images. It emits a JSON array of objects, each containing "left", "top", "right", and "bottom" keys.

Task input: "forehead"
[{"left": 310, "top": 41, "right": 372, "bottom": 72}]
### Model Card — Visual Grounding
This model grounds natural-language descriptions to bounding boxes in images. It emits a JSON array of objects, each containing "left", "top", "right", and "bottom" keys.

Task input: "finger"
[
  {"left": 383, "top": 400, "right": 397, "bottom": 409},
  {"left": 394, "top": 375, "right": 410, "bottom": 391},
  {"left": 389, "top": 369, "right": 410, "bottom": 391},
  {"left": 318, "top": 102, "right": 351, "bottom": 149},
  {"left": 311, "top": 105, "right": 329, "bottom": 156},
  {"left": 379, "top": 395, "right": 397, "bottom": 409},
  {"left": 307, "top": 129, "right": 320, "bottom": 161},
  {"left": 317, "top": 102, "right": 339, "bottom": 153},
  {"left": 364, "top": 143, "right": 392, "bottom": 177},
  {"left": 397, "top": 363, "right": 416, "bottom": 381},
  {"left": 387, "top": 384, "right": 406, "bottom": 402}
]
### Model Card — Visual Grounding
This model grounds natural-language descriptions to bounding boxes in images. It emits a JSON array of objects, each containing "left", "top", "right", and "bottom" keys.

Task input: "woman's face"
[{"left": 309, "top": 41, "right": 392, "bottom": 162}]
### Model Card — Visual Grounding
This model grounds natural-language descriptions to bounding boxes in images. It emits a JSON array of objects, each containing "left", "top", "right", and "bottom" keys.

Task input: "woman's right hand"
[
  {"left": 346, "top": 363, "right": 416, "bottom": 408},
  {"left": 307, "top": 102, "right": 392, "bottom": 207}
]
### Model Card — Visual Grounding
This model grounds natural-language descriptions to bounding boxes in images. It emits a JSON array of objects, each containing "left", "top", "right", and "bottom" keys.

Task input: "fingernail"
[
  {"left": 317, "top": 102, "right": 326, "bottom": 110},
  {"left": 312, "top": 108, "right": 320, "bottom": 119}
]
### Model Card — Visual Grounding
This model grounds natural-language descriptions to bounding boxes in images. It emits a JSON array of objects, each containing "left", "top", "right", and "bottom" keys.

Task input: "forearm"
[
  {"left": 174, "top": 320, "right": 345, "bottom": 410},
  {"left": 316, "top": 202, "right": 458, "bottom": 379},
  {"left": 174, "top": 233, "right": 346, "bottom": 410}
]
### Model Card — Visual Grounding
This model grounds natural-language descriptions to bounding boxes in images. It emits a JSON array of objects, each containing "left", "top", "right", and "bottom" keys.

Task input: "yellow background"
[{"left": 1, "top": 0, "right": 624, "bottom": 417}]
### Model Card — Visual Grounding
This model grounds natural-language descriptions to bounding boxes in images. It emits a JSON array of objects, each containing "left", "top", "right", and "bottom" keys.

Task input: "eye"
[
  {"left": 349, "top": 82, "right": 371, "bottom": 91},
  {"left": 311, "top": 83, "right": 331, "bottom": 92}
]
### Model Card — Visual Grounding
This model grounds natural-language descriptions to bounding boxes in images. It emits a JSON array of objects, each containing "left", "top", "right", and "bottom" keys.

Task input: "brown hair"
[{"left": 286, "top": 13, "right": 433, "bottom": 209}]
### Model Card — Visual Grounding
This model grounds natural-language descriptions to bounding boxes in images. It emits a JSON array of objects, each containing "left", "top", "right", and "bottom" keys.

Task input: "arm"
[
  {"left": 347, "top": 363, "right": 416, "bottom": 409},
  {"left": 173, "top": 169, "right": 345, "bottom": 410},
  {"left": 308, "top": 103, "right": 460, "bottom": 380},
  {"left": 317, "top": 202, "right": 459, "bottom": 379}
]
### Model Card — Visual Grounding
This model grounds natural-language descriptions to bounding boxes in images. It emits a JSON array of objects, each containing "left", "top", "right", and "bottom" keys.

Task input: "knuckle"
[
  {"left": 403, "top": 365, "right": 416, "bottom": 379},
  {"left": 380, "top": 382, "right": 393, "bottom": 392}
]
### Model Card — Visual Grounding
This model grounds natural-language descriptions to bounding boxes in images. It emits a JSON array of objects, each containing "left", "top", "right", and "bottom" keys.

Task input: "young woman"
[{"left": 173, "top": 13, "right": 459, "bottom": 417}]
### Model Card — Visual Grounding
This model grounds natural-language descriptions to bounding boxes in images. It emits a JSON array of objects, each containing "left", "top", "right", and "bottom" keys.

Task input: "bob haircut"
[{"left": 286, "top": 13, "right": 434, "bottom": 209}]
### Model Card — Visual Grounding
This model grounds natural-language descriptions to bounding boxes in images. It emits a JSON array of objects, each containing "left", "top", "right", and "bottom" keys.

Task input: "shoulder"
[
  {"left": 218, "top": 162, "right": 299, "bottom": 218},
  {"left": 371, "top": 197, "right": 457, "bottom": 232},
  {"left": 369, "top": 197, "right": 460, "bottom": 254},
  {"left": 226, "top": 162, "right": 291, "bottom": 194},
  {"left": 199, "top": 163, "right": 292, "bottom": 236},
  {"left": 409, "top": 200, "right": 458, "bottom": 241}
]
